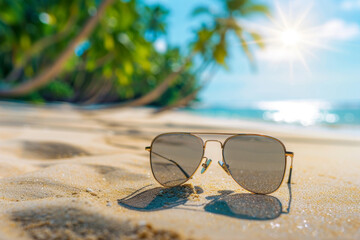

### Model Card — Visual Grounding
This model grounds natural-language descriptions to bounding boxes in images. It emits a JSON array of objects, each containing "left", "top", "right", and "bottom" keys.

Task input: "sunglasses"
[{"left": 145, "top": 132, "right": 294, "bottom": 194}]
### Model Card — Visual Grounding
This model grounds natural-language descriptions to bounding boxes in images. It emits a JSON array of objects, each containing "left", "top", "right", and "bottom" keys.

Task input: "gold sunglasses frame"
[{"left": 146, "top": 132, "right": 294, "bottom": 194}]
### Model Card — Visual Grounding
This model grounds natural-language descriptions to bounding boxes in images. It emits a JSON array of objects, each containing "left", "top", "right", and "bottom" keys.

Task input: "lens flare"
[
  {"left": 281, "top": 29, "right": 301, "bottom": 47},
  {"left": 240, "top": 2, "right": 338, "bottom": 76}
]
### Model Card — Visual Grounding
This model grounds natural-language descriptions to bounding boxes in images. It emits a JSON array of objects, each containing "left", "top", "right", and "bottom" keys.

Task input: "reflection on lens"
[
  {"left": 223, "top": 135, "right": 286, "bottom": 194},
  {"left": 151, "top": 133, "right": 204, "bottom": 187}
]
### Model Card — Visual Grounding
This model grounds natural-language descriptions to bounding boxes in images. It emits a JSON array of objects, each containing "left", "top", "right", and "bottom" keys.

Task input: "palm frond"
[
  {"left": 234, "top": 28, "right": 255, "bottom": 64},
  {"left": 225, "top": 0, "right": 248, "bottom": 12},
  {"left": 193, "top": 27, "right": 215, "bottom": 53},
  {"left": 240, "top": 4, "right": 270, "bottom": 16},
  {"left": 249, "top": 31, "right": 265, "bottom": 49},
  {"left": 191, "top": 6, "right": 212, "bottom": 17},
  {"left": 213, "top": 32, "right": 227, "bottom": 66}
]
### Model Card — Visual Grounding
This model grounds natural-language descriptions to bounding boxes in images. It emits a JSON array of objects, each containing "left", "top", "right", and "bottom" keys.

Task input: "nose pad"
[
  {"left": 201, "top": 158, "right": 212, "bottom": 174},
  {"left": 218, "top": 161, "right": 231, "bottom": 175}
]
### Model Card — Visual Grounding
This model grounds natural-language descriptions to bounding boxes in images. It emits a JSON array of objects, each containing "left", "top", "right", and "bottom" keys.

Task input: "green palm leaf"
[
  {"left": 240, "top": 4, "right": 270, "bottom": 16},
  {"left": 191, "top": 6, "right": 212, "bottom": 17},
  {"left": 249, "top": 31, "right": 265, "bottom": 49}
]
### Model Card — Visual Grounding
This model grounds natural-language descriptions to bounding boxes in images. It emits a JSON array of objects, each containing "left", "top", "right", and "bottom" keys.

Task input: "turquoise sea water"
[{"left": 188, "top": 100, "right": 360, "bottom": 127}]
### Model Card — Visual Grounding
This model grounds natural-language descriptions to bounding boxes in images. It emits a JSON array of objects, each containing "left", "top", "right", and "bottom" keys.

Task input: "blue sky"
[{"left": 145, "top": 0, "right": 360, "bottom": 106}]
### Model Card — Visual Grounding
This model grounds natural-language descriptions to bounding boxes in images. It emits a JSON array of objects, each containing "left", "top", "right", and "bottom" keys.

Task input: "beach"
[{"left": 0, "top": 102, "right": 359, "bottom": 240}]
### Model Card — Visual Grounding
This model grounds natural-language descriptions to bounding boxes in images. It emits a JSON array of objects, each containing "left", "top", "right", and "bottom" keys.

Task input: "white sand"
[{"left": 0, "top": 102, "right": 359, "bottom": 239}]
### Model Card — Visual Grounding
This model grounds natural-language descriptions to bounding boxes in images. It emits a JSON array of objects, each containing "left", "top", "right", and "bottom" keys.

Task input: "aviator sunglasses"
[{"left": 145, "top": 132, "right": 294, "bottom": 194}]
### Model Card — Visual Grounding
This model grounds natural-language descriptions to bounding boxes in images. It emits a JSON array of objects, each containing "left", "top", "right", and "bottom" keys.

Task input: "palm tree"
[
  {"left": 0, "top": 0, "right": 268, "bottom": 108},
  {"left": 117, "top": 0, "right": 269, "bottom": 108},
  {"left": 193, "top": 0, "right": 268, "bottom": 66},
  {"left": 0, "top": 0, "right": 115, "bottom": 97}
]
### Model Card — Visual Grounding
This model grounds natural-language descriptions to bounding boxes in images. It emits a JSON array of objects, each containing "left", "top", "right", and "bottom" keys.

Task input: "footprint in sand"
[
  {"left": 20, "top": 141, "right": 90, "bottom": 160},
  {"left": 11, "top": 204, "right": 183, "bottom": 240}
]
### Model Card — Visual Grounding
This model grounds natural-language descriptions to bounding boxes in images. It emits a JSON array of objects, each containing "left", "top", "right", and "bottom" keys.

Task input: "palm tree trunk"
[
  {"left": 4, "top": 16, "right": 76, "bottom": 83},
  {"left": 99, "top": 54, "right": 194, "bottom": 109},
  {"left": 154, "top": 87, "right": 201, "bottom": 114},
  {"left": 124, "top": 67, "right": 185, "bottom": 107},
  {"left": 154, "top": 63, "right": 217, "bottom": 114},
  {"left": 0, "top": 0, "right": 114, "bottom": 97},
  {"left": 82, "top": 78, "right": 114, "bottom": 105}
]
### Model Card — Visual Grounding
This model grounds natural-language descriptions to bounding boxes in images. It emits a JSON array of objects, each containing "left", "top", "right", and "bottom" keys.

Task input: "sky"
[{"left": 145, "top": 0, "right": 360, "bottom": 107}]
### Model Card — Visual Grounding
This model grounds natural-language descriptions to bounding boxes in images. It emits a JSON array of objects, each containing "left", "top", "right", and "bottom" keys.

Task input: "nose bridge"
[
  {"left": 204, "top": 139, "right": 223, "bottom": 149},
  {"left": 203, "top": 139, "right": 230, "bottom": 175}
]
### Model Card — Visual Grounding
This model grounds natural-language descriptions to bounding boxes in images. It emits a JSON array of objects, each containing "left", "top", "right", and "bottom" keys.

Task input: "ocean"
[{"left": 188, "top": 100, "right": 360, "bottom": 127}]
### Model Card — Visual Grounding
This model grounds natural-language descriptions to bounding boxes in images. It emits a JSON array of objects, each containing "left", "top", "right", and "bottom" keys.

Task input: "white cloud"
[
  {"left": 341, "top": 0, "right": 360, "bottom": 10},
  {"left": 317, "top": 19, "right": 360, "bottom": 41}
]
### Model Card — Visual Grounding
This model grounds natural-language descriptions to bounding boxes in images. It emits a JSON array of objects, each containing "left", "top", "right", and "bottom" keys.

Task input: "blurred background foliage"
[{"left": 0, "top": 0, "right": 268, "bottom": 108}]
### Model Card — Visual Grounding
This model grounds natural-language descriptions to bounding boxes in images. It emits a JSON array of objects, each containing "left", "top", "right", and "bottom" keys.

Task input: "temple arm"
[
  {"left": 285, "top": 151, "right": 294, "bottom": 184},
  {"left": 145, "top": 146, "right": 190, "bottom": 178}
]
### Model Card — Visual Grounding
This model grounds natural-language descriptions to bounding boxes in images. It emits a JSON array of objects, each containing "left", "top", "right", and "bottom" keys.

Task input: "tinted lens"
[
  {"left": 150, "top": 133, "right": 204, "bottom": 187},
  {"left": 223, "top": 135, "right": 286, "bottom": 194}
]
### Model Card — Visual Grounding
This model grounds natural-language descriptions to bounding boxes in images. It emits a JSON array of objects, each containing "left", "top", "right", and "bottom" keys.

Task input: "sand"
[{"left": 0, "top": 102, "right": 359, "bottom": 240}]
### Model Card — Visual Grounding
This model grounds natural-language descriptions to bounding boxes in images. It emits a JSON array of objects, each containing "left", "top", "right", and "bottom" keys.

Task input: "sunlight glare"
[
  {"left": 259, "top": 101, "right": 338, "bottom": 126},
  {"left": 243, "top": 3, "right": 336, "bottom": 75},
  {"left": 281, "top": 29, "right": 300, "bottom": 47}
]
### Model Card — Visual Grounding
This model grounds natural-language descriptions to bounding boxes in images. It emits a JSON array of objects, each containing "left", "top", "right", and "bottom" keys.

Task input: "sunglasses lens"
[
  {"left": 223, "top": 135, "right": 286, "bottom": 194},
  {"left": 150, "top": 133, "right": 204, "bottom": 187}
]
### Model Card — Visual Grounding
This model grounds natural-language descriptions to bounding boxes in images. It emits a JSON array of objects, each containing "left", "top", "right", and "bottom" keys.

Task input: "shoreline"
[{"left": 2, "top": 99, "right": 360, "bottom": 140}]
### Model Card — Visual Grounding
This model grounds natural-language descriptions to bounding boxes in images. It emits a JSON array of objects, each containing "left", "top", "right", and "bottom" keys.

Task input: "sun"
[
  {"left": 242, "top": 2, "right": 336, "bottom": 76},
  {"left": 281, "top": 29, "right": 301, "bottom": 47}
]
